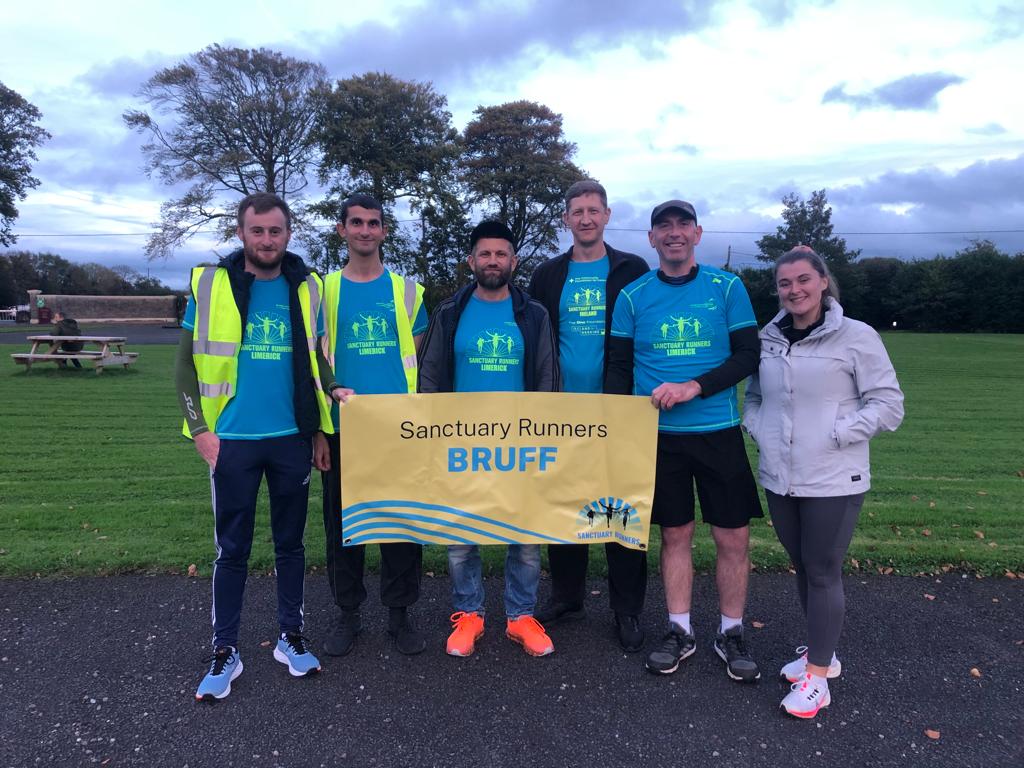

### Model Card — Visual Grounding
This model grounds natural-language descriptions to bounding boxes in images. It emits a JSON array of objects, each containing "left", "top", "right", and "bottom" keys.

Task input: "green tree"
[
  {"left": 756, "top": 189, "right": 860, "bottom": 267},
  {"left": 461, "top": 101, "right": 586, "bottom": 282},
  {"left": 756, "top": 189, "right": 864, "bottom": 313},
  {"left": 309, "top": 72, "right": 465, "bottom": 287},
  {"left": 0, "top": 83, "right": 51, "bottom": 246},
  {"left": 124, "top": 45, "right": 327, "bottom": 259}
]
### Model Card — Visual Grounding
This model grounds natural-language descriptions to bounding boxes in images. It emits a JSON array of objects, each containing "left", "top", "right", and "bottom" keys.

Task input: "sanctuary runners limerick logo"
[
  {"left": 651, "top": 313, "right": 713, "bottom": 357},
  {"left": 466, "top": 325, "right": 523, "bottom": 373},
  {"left": 344, "top": 300, "right": 399, "bottom": 357},
  {"left": 243, "top": 309, "right": 291, "bottom": 361}
]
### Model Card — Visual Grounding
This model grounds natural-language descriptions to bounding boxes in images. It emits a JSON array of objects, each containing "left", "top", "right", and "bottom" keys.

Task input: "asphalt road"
[
  {"left": 1, "top": 571, "right": 1020, "bottom": 768},
  {"left": 0, "top": 322, "right": 182, "bottom": 346}
]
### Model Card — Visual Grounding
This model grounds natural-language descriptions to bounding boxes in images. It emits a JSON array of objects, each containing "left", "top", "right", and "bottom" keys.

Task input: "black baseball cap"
[
  {"left": 470, "top": 220, "right": 515, "bottom": 250},
  {"left": 650, "top": 200, "right": 698, "bottom": 226}
]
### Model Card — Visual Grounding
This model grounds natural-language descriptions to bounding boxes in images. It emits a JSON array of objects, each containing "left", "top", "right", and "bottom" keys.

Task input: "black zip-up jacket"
[
  {"left": 179, "top": 248, "right": 324, "bottom": 437},
  {"left": 526, "top": 243, "right": 650, "bottom": 384},
  {"left": 417, "top": 282, "right": 559, "bottom": 393}
]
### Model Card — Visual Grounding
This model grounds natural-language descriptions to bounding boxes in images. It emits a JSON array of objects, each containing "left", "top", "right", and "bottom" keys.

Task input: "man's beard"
[
  {"left": 474, "top": 265, "right": 512, "bottom": 290},
  {"left": 245, "top": 243, "right": 285, "bottom": 271}
]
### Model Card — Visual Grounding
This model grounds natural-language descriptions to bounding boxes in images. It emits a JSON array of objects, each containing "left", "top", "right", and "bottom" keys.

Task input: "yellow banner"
[{"left": 339, "top": 392, "right": 658, "bottom": 550}]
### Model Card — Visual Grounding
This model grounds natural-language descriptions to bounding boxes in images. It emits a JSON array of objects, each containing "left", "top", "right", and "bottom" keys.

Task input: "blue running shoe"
[
  {"left": 195, "top": 646, "right": 243, "bottom": 701},
  {"left": 273, "top": 633, "right": 321, "bottom": 677}
]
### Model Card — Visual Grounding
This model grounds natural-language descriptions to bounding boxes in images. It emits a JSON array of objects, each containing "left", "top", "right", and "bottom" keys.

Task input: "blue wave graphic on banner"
[{"left": 342, "top": 499, "right": 575, "bottom": 545}]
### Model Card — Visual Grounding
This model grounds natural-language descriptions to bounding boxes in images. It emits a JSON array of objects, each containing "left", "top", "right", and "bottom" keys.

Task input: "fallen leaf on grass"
[
  {"left": 921, "top": 529, "right": 931, "bottom": 537},
  {"left": 850, "top": 558, "right": 860, "bottom": 569},
  {"left": 977, "top": 491, "right": 988, "bottom": 496},
  {"left": 988, "top": 542, "right": 998, "bottom": 548},
  {"left": 425, "top": 571, "right": 435, "bottom": 578},
  {"left": 751, "top": 621, "right": 766, "bottom": 629},
  {"left": 1006, "top": 571, "right": 1017, "bottom": 579},
  {"left": 187, "top": 564, "right": 198, "bottom": 577},
  {"left": 910, "top": 495, "right": 919, "bottom": 501},
  {"left": 1017, "top": 469, "right": 1024, "bottom": 478},
  {"left": 0, "top": 549, "right": 7, "bottom": 556},
  {"left": 925, "top": 729, "right": 940, "bottom": 740},
  {"left": 928, "top": 501, "right": 936, "bottom": 509},
  {"left": 974, "top": 530, "right": 985, "bottom": 539},
  {"left": 923, "top": 594, "right": 936, "bottom": 601},
  {"left": 970, "top": 668, "right": 982, "bottom": 678}
]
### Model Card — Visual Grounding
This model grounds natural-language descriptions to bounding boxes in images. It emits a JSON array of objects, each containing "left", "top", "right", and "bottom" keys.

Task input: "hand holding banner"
[{"left": 339, "top": 392, "right": 658, "bottom": 550}]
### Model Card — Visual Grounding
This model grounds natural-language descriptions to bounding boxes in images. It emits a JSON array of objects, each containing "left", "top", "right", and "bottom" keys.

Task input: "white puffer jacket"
[{"left": 742, "top": 299, "right": 904, "bottom": 497}]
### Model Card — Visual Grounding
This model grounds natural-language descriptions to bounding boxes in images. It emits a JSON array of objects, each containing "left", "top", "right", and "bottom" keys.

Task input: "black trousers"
[
  {"left": 546, "top": 542, "right": 647, "bottom": 616},
  {"left": 321, "top": 432, "right": 421, "bottom": 611}
]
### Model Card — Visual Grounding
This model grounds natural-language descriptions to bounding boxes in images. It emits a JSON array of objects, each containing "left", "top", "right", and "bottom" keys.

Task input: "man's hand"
[
  {"left": 194, "top": 431, "right": 220, "bottom": 469},
  {"left": 313, "top": 432, "right": 331, "bottom": 472},
  {"left": 651, "top": 380, "right": 702, "bottom": 410},
  {"left": 331, "top": 386, "right": 356, "bottom": 404}
]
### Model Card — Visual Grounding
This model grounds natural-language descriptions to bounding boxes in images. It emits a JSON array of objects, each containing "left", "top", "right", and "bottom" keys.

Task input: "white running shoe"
[
  {"left": 780, "top": 645, "right": 842, "bottom": 683},
  {"left": 781, "top": 673, "right": 831, "bottom": 719}
]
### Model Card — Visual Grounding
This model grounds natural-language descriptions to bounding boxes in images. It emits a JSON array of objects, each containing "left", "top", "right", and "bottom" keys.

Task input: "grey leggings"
[{"left": 766, "top": 491, "right": 865, "bottom": 667}]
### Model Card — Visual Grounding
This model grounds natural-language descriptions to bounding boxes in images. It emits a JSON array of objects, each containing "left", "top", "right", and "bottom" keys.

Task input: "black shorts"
[{"left": 651, "top": 426, "right": 763, "bottom": 529}]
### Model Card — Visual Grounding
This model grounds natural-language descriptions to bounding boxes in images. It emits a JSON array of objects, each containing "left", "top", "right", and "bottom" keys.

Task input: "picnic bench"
[{"left": 11, "top": 336, "right": 139, "bottom": 374}]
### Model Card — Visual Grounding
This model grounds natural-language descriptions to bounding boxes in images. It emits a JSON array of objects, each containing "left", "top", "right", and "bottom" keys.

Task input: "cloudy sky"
[{"left": 3, "top": 0, "right": 1022, "bottom": 288}]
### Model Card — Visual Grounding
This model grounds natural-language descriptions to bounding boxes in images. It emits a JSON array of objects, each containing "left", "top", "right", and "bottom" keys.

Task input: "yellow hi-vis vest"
[
  {"left": 182, "top": 266, "right": 334, "bottom": 438},
  {"left": 321, "top": 270, "right": 424, "bottom": 394}
]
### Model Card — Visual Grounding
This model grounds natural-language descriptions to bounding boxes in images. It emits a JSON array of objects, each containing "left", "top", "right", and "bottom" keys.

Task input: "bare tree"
[{"left": 124, "top": 45, "right": 327, "bottom": 259}]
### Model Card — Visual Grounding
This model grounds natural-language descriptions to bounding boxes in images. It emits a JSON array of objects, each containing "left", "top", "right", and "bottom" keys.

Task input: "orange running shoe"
[
  {"left": 506, "top": 615, "right": 554, "bottom": 657},
  {"left": 446, "top": 612, "right": 484, "bottom": 657}
]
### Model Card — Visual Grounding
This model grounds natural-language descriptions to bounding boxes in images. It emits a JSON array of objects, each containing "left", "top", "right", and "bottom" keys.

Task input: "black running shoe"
[
  {"left": 645, "top": 622, "right": 696, "bottom": 674},
  {"left": 614, "top": 613, "right": 644, "bottom": 653},
  {"left": 534, "top": 600, "right": 585, "bottom": 624},
  {"left": 714, "top": 625, "right": 761, "bottom": 683},
  {"left": 324, "top": 610, "right": 361, "bottom": 657},
  {"left": 388, "top": 608, "right": 427, "bottom": 655}
]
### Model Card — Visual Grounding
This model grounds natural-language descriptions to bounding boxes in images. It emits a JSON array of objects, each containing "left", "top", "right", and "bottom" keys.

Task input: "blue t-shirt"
[
  {"left": 558, "top": 256, "right": 610, "bottom": 393},
  {"left": 330, "top": 270, "right": 428, "bottom": 428},
  {"left": 183, "top": 275, "right": 325, "bottom": 439},
  {"left": 611, "top": 265, "right": 757, "bottom": 433},
  {"left": 454, "top": 295, "right": 525, "bottom": 392}
]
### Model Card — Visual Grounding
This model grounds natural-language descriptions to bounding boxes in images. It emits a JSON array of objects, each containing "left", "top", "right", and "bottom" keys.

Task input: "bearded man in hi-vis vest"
[
  {"left": 318, "top": 193, "right": 428, "bottom": 658},
  {"left": 176, "top": 192, "right": 334, "bottom": 702}
]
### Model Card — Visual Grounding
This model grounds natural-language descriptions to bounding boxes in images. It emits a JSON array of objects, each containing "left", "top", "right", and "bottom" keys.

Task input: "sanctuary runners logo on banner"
[{"left": 338, "top": 392, "right": 658, "bottom": 550}]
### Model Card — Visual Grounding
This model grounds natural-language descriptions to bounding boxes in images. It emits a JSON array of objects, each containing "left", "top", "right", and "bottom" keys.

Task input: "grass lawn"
[{"left": 0, "top": 333, "right": 1020, "bottom": 577}]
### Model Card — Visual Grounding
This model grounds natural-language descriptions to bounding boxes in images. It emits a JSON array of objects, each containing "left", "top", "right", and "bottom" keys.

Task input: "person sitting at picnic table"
[{"left": 52, "top": 310, "right": 84, "bottom": 368}]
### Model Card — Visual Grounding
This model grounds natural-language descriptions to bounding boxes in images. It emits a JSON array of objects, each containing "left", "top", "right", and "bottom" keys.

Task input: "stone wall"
[{"left": 29, "top": 292, "right": 182, "bottom": 323}]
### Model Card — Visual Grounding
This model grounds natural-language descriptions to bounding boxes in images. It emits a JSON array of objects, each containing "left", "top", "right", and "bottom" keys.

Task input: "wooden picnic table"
[{"left": 11, "top": 335, "right": 139, "bottom": 374}]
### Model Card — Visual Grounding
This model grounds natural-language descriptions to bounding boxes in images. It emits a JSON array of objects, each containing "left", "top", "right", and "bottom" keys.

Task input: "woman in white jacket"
[{"left": 743, "top": 246, "right": 904, "bottom": 719}]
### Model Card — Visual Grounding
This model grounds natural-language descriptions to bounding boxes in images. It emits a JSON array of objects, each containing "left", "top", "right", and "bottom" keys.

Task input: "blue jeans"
[{"left": 447, "top": 544, "right": 540, "bottom": 619}]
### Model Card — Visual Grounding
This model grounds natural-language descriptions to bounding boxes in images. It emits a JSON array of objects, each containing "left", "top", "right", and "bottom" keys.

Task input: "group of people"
[{"left": 176, "top": 181, "right": 904, "bottom": 719}]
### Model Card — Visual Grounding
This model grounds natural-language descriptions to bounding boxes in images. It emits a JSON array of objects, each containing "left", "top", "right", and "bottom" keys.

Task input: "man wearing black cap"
[
  {"left": 526, "top": 179, "right": 651, "bottom": 652},
  {"left": 607, "top": 200, "right": 764, "bottom": 682},
  {"left": 418, "top": 220, "right": 559, "bottom": 658}
]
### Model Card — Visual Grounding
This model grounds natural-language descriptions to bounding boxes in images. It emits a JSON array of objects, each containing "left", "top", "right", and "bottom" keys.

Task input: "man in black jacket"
[
  {"left": 527, "top": 180, "right": 651, "bottom": 652},
  {"left": 418, "top": 220, "right": 559, "bottom": 658}
]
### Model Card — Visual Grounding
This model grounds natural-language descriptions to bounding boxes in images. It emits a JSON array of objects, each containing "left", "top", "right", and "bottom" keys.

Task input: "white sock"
[
  {"left": 720, "top": 614, "right": 742, "bottom": 633},
  {"left": 668, "top": 612, "right": 691, "bottom": 634}
]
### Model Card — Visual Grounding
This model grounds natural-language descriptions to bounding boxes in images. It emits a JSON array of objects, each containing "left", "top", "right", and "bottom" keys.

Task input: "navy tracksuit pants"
[{"left": 210, "top": 434, "right": 313, "bottom": 649}]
